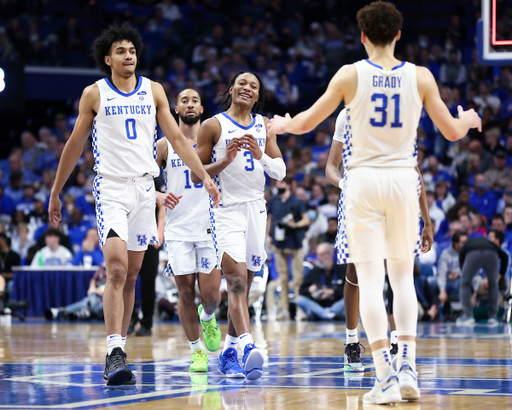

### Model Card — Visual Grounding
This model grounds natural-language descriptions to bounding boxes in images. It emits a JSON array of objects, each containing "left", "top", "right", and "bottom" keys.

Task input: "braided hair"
[{"left": 219, "top": 71, "right": 266, "bottom": 114}]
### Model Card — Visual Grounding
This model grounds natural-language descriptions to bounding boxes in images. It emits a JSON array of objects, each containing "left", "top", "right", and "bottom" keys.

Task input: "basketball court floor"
[{"left": 0, "top": 319, "right": 510, "bottom": 409}]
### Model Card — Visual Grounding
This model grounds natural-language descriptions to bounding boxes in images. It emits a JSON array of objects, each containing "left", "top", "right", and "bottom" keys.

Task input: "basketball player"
[
  {"left": 192, "top": 71, "right": 285, "bottom": 380},
  {"left": 156, "top": 89, "right": 223, "bottom": 374},
  {"left": 48, "top": 23, "right": 220, "bottom": 386},
  {"left": 327, "top": 108, "right": 434, "bottom": 372},
  {"left": 269, "top": 2, "right": 480, "bottom": 403}
]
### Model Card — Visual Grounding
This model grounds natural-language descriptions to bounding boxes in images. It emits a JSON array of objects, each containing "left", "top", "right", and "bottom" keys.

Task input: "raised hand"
[
  {"left": 225, "top": 138, "right": 243, "bottom": 164},
  {"left": 457, "top": 105, "right": 482, "bottom": 132},
  {"left": 268, "top": 113, "right": 292, "bottom": 135}
]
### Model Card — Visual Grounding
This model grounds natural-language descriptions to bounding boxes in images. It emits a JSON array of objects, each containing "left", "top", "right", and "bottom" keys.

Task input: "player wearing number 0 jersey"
[
  {"left": 269, "top": 1, "right": 480, "bottom": 404},
  {"left": 156, "top": 89, "right": 223, "bottom": 374},
  {"left": 48, "top": 23, "right": 219, "bottom": 386},
  {"left": 193, "top": 71, "right": 286, "bottom": 380}
]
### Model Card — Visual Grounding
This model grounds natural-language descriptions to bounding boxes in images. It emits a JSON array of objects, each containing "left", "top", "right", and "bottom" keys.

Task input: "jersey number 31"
[{"left": 370, "top": 93, "right": 402, "bottom": 128}]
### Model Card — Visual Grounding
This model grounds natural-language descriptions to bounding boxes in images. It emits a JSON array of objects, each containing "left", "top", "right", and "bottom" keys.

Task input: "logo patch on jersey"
[
  {"left": 255, "top": 123, "right": 263, "bottom": 132},
  {"left": 207, "top": 228, "right": 211, "bottom": 234},
  {"left": 139, "top": 96, "right": 145, "bottom": 101},
  {"left": 107, "top": 97, "right": 116, "bottom": 101},
  {"left": 252, "top": 255, "right": 261, "bottom": 267},
  {"left": 137, "top": 91, "right": 147, "bottom": 95},
  {"left": 228, "top": 130, "right": 236, "bottom": 133},
  {"left": 201, "top": 257, "right": 210, "bottom": 269},
  {"left": 137, "top": 234, "right": 147, "bottom": 246}
]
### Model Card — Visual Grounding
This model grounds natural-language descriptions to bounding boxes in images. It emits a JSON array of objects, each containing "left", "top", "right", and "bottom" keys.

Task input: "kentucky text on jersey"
[
  {"left": 169, "top": 158, "right": 186, "bottom": 168},
  {"left": 225, "top": 137, "right": 266, "bottom": 147},
  {"left": 372, "top": 75, "right": 402, "bottom": 88},
  {"left": 105, "top": 105, "right": 153, "bottom": 116}
]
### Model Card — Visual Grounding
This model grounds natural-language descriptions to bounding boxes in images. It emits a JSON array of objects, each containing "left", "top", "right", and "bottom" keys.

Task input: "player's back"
[
  {"left": 163, "top": 139, "right": 210, "bottom": 242},
  {"left": 345, "top": 60, "right": 422, "bottom": 169},
  {"left": 212, "top": 112, "right": 266, "bottom": 206},
  {"left": 93, "top": 76, "right": 159, "bottom": 179}
]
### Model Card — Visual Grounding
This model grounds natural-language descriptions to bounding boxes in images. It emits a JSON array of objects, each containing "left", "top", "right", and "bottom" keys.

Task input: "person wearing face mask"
[{"left": 267, "top": 176, "right": 310, "bottom": 320}]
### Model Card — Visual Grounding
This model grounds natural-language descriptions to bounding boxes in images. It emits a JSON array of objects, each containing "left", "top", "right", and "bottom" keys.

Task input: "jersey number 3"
[{"left": 370, "top": 93, "right": 402, "bottom": 128}]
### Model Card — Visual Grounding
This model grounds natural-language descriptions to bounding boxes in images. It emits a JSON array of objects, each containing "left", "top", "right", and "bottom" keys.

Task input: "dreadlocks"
[{"left": 219, "top": 71, "right": 266, "bottom": 114}]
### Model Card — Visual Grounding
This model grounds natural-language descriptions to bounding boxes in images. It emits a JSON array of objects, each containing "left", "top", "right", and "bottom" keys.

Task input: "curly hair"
[
  {"left": 219, "top": 71, "right": 266, "bottom": 114},
  {"left": 92, "top": 22, "right": 143, "bottom": 75},
  {"left": 356, "top": 1, "right": 403, "bottom": 47}
]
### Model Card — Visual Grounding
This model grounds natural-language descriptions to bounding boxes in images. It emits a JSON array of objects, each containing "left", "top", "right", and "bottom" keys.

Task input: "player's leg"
[
  {"left": 344, "top": 263, "right": 364, "bottom": 372},
  {"left": 385, "top": 270, "right": 398, "bottom": 359},
  {"left": 137, "top": 244, "right": 159, "bottom": 336}
]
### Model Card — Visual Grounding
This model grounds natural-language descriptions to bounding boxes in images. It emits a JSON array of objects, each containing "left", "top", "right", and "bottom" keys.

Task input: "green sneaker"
[
  {"left": 198, "top": 304, "right": 221, "bottom": 352},
  {"left": 190, "top": 349, "right": 209, "bottom": 372}
]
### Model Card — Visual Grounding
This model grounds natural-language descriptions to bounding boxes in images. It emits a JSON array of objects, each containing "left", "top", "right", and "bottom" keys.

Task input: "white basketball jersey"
[
  {"left": 93, "top": 76, "right": 159, "bottom": 179},
  {"left": 211, "top": 112, "right": 266, "bottom": 206},
  {"left": 163, "top": 139, "right": 210, "bottom": 242},
  {"left": 345, "top": 60, "right": 422, "bottom": 169}
]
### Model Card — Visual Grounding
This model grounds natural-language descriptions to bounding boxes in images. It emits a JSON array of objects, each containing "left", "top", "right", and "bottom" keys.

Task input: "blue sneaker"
[
  {"left": 242, "top": 344, "right": 263, "bottom": 380},
  {"left": 218, "top": 348, "right": 245, "bottom": 378}
]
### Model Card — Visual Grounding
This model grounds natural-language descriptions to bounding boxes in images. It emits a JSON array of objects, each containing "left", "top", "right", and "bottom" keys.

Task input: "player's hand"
[
  {"left": 439, "top": 290, "right": 447, "bottom": 303},
  {"left": 268, "top": 113, "right": 292, "bottom": 135},
  {"left": 224, "top": 139, "right": 242, "bottom": 164},
  {"left": 457, "top": 105, "right": 482, "bottom": 132},
  {"left": 421, "top": 222, "right": 433, "bottom": 253},
  {"left": 241, "top": 134, "right": 263, "bottom": 160},
  {"left": 48, "top": 193, "right": 62, "bottom": 227},
  {"left": 203, "top": 176, "right": 221, "bottom": 207},
  {"left": 156, "top": 191, "right": 182, "bottom": 210}
]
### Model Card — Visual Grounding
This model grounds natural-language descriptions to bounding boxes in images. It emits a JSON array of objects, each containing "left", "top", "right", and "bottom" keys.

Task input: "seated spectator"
[
  {"left": 0, "top": 232, "right": 21, "bottom": 299},
  {"left": 155, "top": 273, "right": 178, "bottom": 320},
  {"left": 317, "top": 186, "right": 340, "bottom": 220},
  {"left": 310, "top": 129, "right": 331, "bottom": 162},
  {"left": 303, "top": 207, "right": 328, "bottom": 254},
  {"left": 31, "top": 228, "right": 73, "bottom": 267},
  {"left": 496, "top": 188, "right": 512, "bottom": 214},
  {"left": 307, "top": 183, "right": 326, "bottom": 208},
  {"left": 426, "top": 190, "right": 445, "bottom": 234},
  {"left": 471, "top": 211, "right": 487, "bottom": 237},
  {"left": 439, "top": 49, "right": 467, "bottom": 87},
  {"left": 457, "top": 230, "right": 509, "bottom": 324},
  {"left": 437, "top": 231, "right": 468, "bottom": 306},
  {"left": 460, "top": 213, "right": 481, "bottom": 238},
  {"left": 484, "top": 150, "right": 512, "bottom": 190},
  {"left": 318, "top": 217, "right": 338, "bottom": 245},
  {"left": 20, "top": 131, "right": 42, "bottom": 172},
  {"left": 44, "top": 263, "right": 106, "bottom": 321},
  {"left": 15, "top": 183, "right": 36, "bottom": 216},
  {"left": 0, "top": 185, "right": 15, "bottom": 219},
  {"left": 296, "top": 243, "right": 345, "bottom": 320},
  {"left": 72, "top": 228, "right": 104, "bottom": 267},
  {"left": 473, "top": 81, "right": 501, "bottom": 116},
  {"left": 468, "top": 140, "right": 493, "bottom": 172},
  {"left": 66, "top": 208, "right": 92, "bottom": 252},
  {"left": 504, "top": 204, "right": 512, "bottom": 233},
  {"left": 427, "top": 156, "right": 452, "bottom": 184},
  {"left": 300, "top": 148, "right": 318, "bottom": 175},
  {"left": 4, "top": 170, "right": 24, "bottom": 204},
  {"left": 469, "top": 174, "right": 498, "bottom": 223},
  {"left": 310, "top": 152, "right": 330, "bottom": 186},
  {"left": 435, "top": 180, "right": 456, "bottom": 213},
  {"left": 10, "top": 223, "right": 34, "bottom": 260}
]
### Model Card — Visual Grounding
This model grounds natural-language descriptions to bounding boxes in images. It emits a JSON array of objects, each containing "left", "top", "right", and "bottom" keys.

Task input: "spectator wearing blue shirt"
[
  {"left": 4, "top": 171, "right": 24, "bottom": 204},
  {"left": 267, "top": 177, "right": 310, "bottom": 320},
  {"left": 469, "top": 174, "right": 497, "bottom": 224},
  {"left": 72, "top": 228, "right": 104, "bottom": 267},
  {"left": 0, "top": 186, "right": 15, "bottom": 217},
  {"left": 66, "top": 208, "right": 92, "bottom": 253},
  {"left": 15, "top": 184, "right": 36, "bottom": 216}
]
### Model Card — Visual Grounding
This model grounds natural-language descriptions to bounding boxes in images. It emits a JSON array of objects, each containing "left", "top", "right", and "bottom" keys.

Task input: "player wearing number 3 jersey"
[
  {"left": 48, "top": 23, "right": 219, "bottom": 386},
  {"left": 268, "top": 1, "right": 481, "bottom": 404},
  {"left": 192, "top": 71, "right": 285, "bottom": 379}
]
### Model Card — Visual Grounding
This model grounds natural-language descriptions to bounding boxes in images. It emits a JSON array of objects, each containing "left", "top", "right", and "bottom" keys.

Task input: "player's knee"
[
  {"left": 178, "top": 286, "right": 196, "bottom": 305},
  {"left": 228, "top": 276, "right": 247, "bottom": 295},
  {"left": 106, "top": 260, "right": 128, "bottom": 284}
]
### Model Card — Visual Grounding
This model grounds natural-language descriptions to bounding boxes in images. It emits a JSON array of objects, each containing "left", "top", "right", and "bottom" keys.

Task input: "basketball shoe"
[
  {"left": 362, "top": 369, "right": 401, "bottom": 404},
  {"left": 198, "top": 305, "right": 221, "bottom": 352},
  {"left": 344, "top": 342, "right": 365, "bottom": 372},
  {"left": 218, "top": 348, "right": 245, "bottom": 378},
  {"left": 190, "top": 349, "right": 209, "bottom": 372},
  {"left": 242, "top": 344, "right": 264, "bottom": 380},
  {"left": 103, "top": 347, "right": 135, "bottom": 385},
  {"left": 397, "top": 360, "right": 420, "bottom": 401}
]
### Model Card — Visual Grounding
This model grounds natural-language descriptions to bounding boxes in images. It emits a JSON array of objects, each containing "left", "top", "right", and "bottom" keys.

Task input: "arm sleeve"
[
  {"left": 333, "top": 108, "right": 347, "bottom": 143},
  {"left": 257, "top": 154, "right": 286, "bottom": 181}
]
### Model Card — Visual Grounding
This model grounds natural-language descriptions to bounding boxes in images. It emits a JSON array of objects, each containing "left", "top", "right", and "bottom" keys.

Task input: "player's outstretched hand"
[
  {"left": 203, "top": 176, "right": 221, "bottom": 208},
  {"left": 156, "top": 191, "right": 182, "bottom": 210},
  {"left": 225, "top": 138, "right": 242, "bottom": 164},
  {"left": 268, "top": 113, "right": 292, "bottom": 135},
  {"left": 421, "top": 223, "right": 434, "bottom": 254},
  {"left": 241, "top": 134, "right": 263, "bottom": 160},
  {"left": 48, "top": 194, "right": 62, "bottom": 227},
  {"left": 457, "top": 105, "right": 482, "bottom": 132}
]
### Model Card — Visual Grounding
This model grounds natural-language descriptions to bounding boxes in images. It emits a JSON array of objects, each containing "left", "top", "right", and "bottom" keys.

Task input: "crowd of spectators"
[{"left": 1, "top": 0, "right": 511, "bottom": 321}]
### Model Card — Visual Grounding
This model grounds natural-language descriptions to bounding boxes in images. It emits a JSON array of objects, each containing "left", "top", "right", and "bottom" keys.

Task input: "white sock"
[
  {"left": 398, "top": 340, "right": 416, "bottom": 369},
  {"left": 390, "top": 331, "right": 398, "bottom": 345},
  {"left": 223, "top": 334, "right": 239, "bottom": 353},
  {"left": 346, "top": 327, "right": 358, "bottom": 345},
  {"left": 106, "top": 334, "right": 123, "bottom": 355},
  {"left": 238, "top": 333, "right": 255, "bottom": 352},
  {"left": 189, "top": 338, "right": 206, "bottom": 353},
  {"left": 121, "top": 337, "right": 127, "bottom": 351},
  {"left": 200, "top": 308, "right": 214, "bottom": 322},
  {"left": 372, "top": 346, "right": 392, "bottom": 380}
]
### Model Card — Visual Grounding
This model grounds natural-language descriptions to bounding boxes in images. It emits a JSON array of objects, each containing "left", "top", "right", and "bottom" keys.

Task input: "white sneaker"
[
  {"left": 487, "top": 318, "right": 498, "bottom": 326},
  {"left": 398, "top": 360, "right": 420, "bottom": 401},
  {"left": 362, "top": 370, "right": 401, "bottom": 404},
  {"left": 456, "top": 316, "right": 475, "bottom": 325}
]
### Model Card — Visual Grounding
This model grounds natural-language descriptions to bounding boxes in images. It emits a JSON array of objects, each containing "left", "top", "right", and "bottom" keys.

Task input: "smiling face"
[
  {"left": 105, "top": 40, "right": 137, "bottom": 77},
  {"left": 175, "top": 89, "right": 203, "bottom": 125},
  {"left": 230, "top": 72, "right": 260, "bottom": 109}
]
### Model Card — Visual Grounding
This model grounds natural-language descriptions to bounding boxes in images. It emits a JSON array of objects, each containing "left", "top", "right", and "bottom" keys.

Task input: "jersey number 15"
[{"left": 370, "top": 93, "right": 402, "bottom": 128}]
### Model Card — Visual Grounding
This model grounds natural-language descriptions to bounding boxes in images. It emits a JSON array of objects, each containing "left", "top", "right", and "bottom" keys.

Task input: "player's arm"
[
  {"left": 152, "top": 82, "right": 220, "bottom": 206},
  {"left": 49, "top": 85, "right": 98, "bottom": 226},
  {"left": 418, "top": 67, "right": 481, "bottom": 141},
  {"left": 155, "top": 138, "right": 182, "bottom": 209},
  {"left": 268, "top": 65, "right": 356, "bottom": 135},
  {"left": 156, "top": 201, "right": 165, "bottom": 249},
  {"left": 242, "top": 117, "right": 286, "bottom": 181},
  {"left": 156, "top": 137, "right": 168, "bottom": 168},
  {"left": 190, "top": 118, "right": 242, "bottom": 184},
  {"left": 416, "top": 166, "right": 433, "bottom": 253},
  {"left": 326, "top": 140, "right": 343, "bottom": 188}
]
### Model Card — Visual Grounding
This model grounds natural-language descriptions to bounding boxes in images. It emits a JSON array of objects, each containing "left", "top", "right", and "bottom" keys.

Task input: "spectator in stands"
[
  {"left": 474, "top": 81, "right": 501, "bottom": 116},
  {"left": 45, "top": 263, "right": 106, "bottom": 321},
  {"left": 503, "top": 204, "right": 512, "bottom": 233},
  {"left": 20, "top": 131, "right": 42, "bottom": 172},
  {"left": 439, "top": 49, "right": 467, "bottom": 87},
  {"left": 296, "top": 243, "right": 345, "bottom": 320},
  {"left": 299, "top": 148, "right": 318, "bottom": 175},
  {"left": 0, "top": 185, "right": 15, "bottom": 218},
  {"left": 307, "top": 183, "right": 325, "bottom": 208},
  {"left": 0, "top": 232, "right": 21, "bottom": 299},
  {"left": 468, "top": 140, "right": 494, "bottom": 172},
  {"left": 310, "top": 129, "right": 331, "bottom": 161},
  {"left": 427, "top": 156, "right": 452, "bottom": 184},
  {"left": 426, "top": 190, "right": 445, "bottom": 235},
  {"left": 66, "top": 208, "right": 92, "bottom": 252},
  {"left": 72, "top": 228, "right": 103, "bottom": 267},
  {"left": 52, "top": 112, "right": 71, "bottom": 141},
  {"left": 483, "top": 128, "right": 503, "bottom": 155},
  {"left": 31, "top": 228, "right": 72, "bottom": 267},
  {"left": 10, "top": 222, "right": 34, "bottom": 261},
  {"left": 497, "top": 188, "right": 512, "bottom": 214},
  {"left": 4, "top": 170, "right": 24, "bottom": 204},
  {"left": 318, "top": 217, "right": 338, "bottom": 245},
  {"left": 35, "top": 135, "right": 60, "bottom": 174},
  {"left": 15, "top": 183, "right": 36, "bottom": 216},
  {"left": 484, "top": 150, "right": 512, "bottom": 190},
  {"left": 311, "top": 151, "right": 329, "bottom": 186},
  {"left": 317, "top": 186, "right": 339, "bottom": 220},
  {"left": 437, "top": 230, "right": 467, "bottom": 307},
  {"left": 457, "top": 230, "right": 509, "bottom": 324},
  {"left": 435, "top": 180, "right": 456, "bottom": 213},
  {"left": 469, "top": 174, "right": 497, "bottom": 223}
]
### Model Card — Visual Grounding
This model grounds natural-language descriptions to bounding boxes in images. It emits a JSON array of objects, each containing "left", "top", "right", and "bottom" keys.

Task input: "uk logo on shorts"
[
  {"left": 252, "top": 255, "right": 261, "bottom": 267},
  {"left": 137, "top": 234, "right": 147, "bottom": 246},
  {"left": 201, "top": 257, "right": 210, "bottom": 270}
]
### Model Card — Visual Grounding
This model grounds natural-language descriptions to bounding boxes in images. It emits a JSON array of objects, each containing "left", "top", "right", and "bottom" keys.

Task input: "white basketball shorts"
[
  {"left": 211, "top": 198, "right": 267, "bottom": 272},
  {"left": 164, "top": 239, "right": 217, "bottom": 276},
  {"left": 93, "top": 174, "right": 159, "bottom": 252},
  {"left": 344, "top": 167, "right": 420, "bottom": 263}
]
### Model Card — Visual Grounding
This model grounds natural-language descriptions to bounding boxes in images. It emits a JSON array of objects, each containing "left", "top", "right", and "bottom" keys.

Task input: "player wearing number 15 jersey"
[
  {"left": 48, "top": 23, "right": 219, "bottom": 386},
  {"left": 269, "top": 1, "right": 480, "bottom": 404},
  {"left": 193, "top": 71, "right": 286, "bottom": 380}
]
